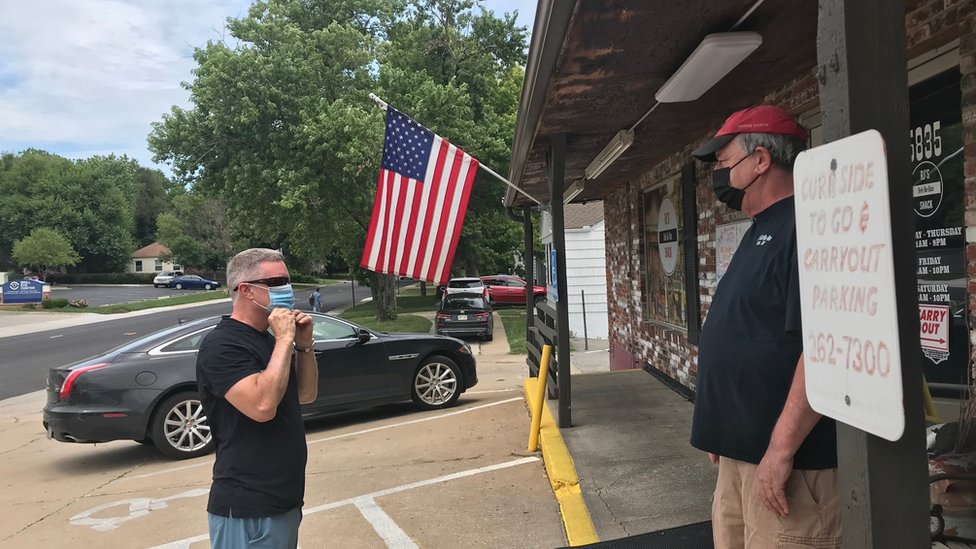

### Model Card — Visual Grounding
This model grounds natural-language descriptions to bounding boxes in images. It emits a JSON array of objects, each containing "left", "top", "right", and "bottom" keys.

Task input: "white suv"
[
  {"left": 153, "top": 270, "right": 184, "bottom": 288},
  {"left": 443, "top": 277, "right": 487, "bottom": 298}
]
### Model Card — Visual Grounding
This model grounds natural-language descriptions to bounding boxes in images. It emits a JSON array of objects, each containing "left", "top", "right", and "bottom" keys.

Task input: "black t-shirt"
[
  {"left": 197, "top": 316, "right": 308, "bottom": 517},
  {"left": 691, "top": 197, "right": 837, "bottom": 470}
]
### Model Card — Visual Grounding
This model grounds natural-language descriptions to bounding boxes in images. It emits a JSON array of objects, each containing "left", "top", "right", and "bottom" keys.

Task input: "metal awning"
[{"left": 506, "top": 0, "right": 819, "bottom": 207}]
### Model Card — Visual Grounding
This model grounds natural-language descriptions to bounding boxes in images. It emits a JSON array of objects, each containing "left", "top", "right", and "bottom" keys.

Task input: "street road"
[{"left": 0, "top": 282, "right": 369, "bottom": 400}]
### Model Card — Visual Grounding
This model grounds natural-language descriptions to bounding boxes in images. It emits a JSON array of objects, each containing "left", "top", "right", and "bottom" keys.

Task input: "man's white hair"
[{"left": 226, "top": 248, "right": 284, "bottom": 297}]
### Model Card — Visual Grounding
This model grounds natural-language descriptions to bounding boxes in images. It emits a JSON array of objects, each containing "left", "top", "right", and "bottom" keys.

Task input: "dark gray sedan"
[{"left": 43, "top": 314, "right": 477, "bottom": 459}]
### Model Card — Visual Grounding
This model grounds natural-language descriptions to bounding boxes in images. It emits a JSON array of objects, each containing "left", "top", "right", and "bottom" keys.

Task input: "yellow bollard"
[{"left": 528, "top": 344, "right": 553, "bottom": 452}]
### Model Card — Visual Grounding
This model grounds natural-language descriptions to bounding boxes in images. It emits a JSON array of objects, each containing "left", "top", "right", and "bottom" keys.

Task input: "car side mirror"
[{"left": 357, "top": 328, "right": 371, "bottom": 344}]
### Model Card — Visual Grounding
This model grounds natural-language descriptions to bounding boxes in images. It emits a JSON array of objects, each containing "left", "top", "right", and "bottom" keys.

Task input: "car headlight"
[{"left": 458, "top": 343, "right": 472, "bottom": 355}]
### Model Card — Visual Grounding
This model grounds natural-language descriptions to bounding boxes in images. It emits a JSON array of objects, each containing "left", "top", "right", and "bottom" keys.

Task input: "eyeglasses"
[{"left": 233, "top": 276, "right": 291, "bottom": 292}]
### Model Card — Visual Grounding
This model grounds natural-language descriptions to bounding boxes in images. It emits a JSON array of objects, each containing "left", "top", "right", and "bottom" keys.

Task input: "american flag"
[{"left": 360, "top": 107, "right": 479, "bottom": 285}]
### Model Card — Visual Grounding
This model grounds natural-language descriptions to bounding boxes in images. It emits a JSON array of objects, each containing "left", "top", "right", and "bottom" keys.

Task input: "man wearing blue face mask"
[
  {"left": 690, "top": 106, "right": 841, "bottom": 549},
  {"left": 196, "top": 248, "right": 318, "bottom": 549}
]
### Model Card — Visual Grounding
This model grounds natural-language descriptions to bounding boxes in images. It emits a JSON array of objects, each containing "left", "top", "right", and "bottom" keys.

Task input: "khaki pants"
[{"left": 712, "top": 457, "right": 842, "bottom": 549}]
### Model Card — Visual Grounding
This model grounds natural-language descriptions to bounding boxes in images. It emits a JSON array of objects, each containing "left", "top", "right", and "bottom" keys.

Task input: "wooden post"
[
  {"left": 524, "top": 207, "right": 535, "bottom": 335},
  {"left": 548, "top": 133, "right": 572, "bottom": 427},
  {"left": 817, "top": 1, "right": 929, "bottom": 546}
]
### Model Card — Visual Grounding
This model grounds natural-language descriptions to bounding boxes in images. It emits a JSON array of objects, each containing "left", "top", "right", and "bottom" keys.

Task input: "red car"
[{"left": 480, "top": 275, "right": 547, "bottom": 306}]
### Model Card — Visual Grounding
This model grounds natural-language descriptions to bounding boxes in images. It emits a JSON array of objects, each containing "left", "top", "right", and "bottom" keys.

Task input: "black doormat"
[{"left": 563, "top": 520, "right": 713, "bottom": 549}]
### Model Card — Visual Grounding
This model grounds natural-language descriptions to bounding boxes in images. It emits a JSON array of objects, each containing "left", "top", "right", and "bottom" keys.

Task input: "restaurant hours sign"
[{"left": 793, "top": 130, "right": 905, "bottom": 441}]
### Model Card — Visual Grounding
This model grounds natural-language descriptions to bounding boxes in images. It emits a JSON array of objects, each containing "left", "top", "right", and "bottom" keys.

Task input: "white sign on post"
[{"left": 793, "top": 129, "right": 905, "bottom": 441}]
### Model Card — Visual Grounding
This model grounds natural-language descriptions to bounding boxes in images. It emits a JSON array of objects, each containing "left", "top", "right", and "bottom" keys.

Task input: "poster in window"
[
  {"left": 643, "top": 180, "right": 687, "bottom": 328},
  {"left": 910, "top": 67, "right": 969, "bottom": 387}
]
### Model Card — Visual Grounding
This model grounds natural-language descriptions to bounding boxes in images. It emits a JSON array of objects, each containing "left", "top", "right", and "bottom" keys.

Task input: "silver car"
[{"left": 152, "top": 270, "right": 184, "bottom": 288}]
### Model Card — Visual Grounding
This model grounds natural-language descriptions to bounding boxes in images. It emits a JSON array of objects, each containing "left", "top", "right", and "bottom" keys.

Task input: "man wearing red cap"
[{"left": 691, "top": 106, "right": 841, "bottom": 548}]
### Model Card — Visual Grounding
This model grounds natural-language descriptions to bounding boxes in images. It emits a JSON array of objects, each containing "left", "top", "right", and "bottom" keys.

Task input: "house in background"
[
  {"left": 128, "top": 242, "right": 181, "bottom": 274},
  {"left": 541, "top": 201, "right": 609, "bottom": 339}
]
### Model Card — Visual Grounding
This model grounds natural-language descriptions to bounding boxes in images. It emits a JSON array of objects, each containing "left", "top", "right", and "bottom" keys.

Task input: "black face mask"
[{"left": 712, "top": 151, "right": 759, "bottom": 211}]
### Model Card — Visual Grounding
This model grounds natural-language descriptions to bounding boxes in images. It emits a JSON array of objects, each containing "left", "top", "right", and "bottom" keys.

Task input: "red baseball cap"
[{"left": 692, "top": 105, "right": 809, "bottom": 161}]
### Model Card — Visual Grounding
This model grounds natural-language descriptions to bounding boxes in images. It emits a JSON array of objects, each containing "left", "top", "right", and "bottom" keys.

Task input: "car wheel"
[
  {"left": 150, "top": 391, "right": 214, "bottom": 459},
  {"left": 153, "top": 284, "right": 159, "bottom": 288},
  {"left": 484, "top": 323, "right": 494, "bottom": 342},
  {"left": 412, "top": 355, "right": 462, "bottom": 410},
  {"left": 534, "top": 295, "right": 545, "bottom": 305},
  {"left": 204, "top": 284, "right": 212, "bottom": 290},
  {"left": 174, "top": 283, "right": 184, "bottom": 290}
]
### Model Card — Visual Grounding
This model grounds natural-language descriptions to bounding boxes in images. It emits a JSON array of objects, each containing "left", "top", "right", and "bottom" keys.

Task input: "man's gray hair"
[
  {"left": 227, "top": 248, "right": 284, "bottom": 294},
  {"left": 735, "top": 132, "right": 808, "bottom": 169}
]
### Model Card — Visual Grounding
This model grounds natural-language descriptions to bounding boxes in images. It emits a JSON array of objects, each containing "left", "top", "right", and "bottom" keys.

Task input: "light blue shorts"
[{"left": 208, "top": 506, "right": 303, "bottom": 549}]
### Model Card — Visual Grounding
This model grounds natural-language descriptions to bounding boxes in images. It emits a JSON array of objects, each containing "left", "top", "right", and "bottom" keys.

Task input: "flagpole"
[{"left": 367, "top": 93, "right": 542, "bottom": 205}]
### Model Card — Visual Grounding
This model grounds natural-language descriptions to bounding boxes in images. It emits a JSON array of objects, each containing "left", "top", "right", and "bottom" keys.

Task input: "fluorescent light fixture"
[
  {"left": 584, "top": 129, "right": 634, "bottom": 180},
  {"left": 563, "top": 179, "right": 585, "bottom": 204},
  {"left": 655, "top": 32, "right": 763, "bottom": 103}
]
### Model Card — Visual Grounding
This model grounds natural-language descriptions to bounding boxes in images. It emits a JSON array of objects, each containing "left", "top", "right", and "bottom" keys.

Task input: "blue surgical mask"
[
  {"left": 266, "top": 284, "right": 296, "bottom": 310},
  {"left": 248, "top": 283, "right": 296, "bottom": 312}
]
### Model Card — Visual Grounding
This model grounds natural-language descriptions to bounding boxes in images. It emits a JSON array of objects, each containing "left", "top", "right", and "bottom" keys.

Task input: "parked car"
[
  {"left": 43, "top": 313, "right": 477, "bottom": 459},
  {"left": 441, "top": 277, "right": 488, "bottom": 299},
  {"left": 481, "top": 275, "right": 547, "bottom": 306},
  {"left": 152, "top": 270, "right": 184, "bottom": 288},
  {"left": 435, "top": 292, "right": 494, "bottom": 341},
  {"left": 167, "top": 274, "right": 220, "bottom": 290}
]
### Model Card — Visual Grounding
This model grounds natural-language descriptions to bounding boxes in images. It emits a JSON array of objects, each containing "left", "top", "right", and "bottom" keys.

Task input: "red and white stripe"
[{"left": 361, "top": 136, "right": 478, "bottom": 285}]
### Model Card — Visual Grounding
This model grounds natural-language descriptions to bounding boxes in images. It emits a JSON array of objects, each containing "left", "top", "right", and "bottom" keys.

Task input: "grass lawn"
[
  {"left": 339, "top": 286, "right": 439, "bottom": 333},
  {"left": 497, "top": 309, "right": 527, "bottom": 354},
  {"left": 13, "top": 291, "right": 230, "bottom": 314}
]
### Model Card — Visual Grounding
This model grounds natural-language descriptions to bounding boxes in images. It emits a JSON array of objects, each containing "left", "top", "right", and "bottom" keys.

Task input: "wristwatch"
[{"left": 294, "top": 343, "right": 313, "bottom": 353}]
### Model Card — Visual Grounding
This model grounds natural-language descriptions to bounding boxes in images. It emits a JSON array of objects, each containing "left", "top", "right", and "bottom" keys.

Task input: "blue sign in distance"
[
  {"left": 549, "top": 249, "right": 558, "bottom": 303},
  {"left": 2, "top": 278, "right": 44, "bottom": 304}
]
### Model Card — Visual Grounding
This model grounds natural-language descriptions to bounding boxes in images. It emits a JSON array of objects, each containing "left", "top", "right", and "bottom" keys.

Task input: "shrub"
[
  {"left": 42, "top": 298, "right": 70, "bottom": 309},
  {"left": 47, "top": 273, "right": 156, "bottom": 285},
  {"left": 287, "top": 269, "right": 318, "bottom": 284}
]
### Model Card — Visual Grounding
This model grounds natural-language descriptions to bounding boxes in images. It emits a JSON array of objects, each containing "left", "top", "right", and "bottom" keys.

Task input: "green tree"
[
  {"left": 133, "top": 167, "right": 175, "bottom": 246},
  {"left": 12, "top": 228, "right": 81, "bottom": 281},
  {"left": 0, "top": 150, "right": 136, "bottom": 272},
  {"left": 148, "top": 0, "right": 527, "bottom": 319},
  {"left": 156, "top": 194, "right": 239, "bottom": 271}
]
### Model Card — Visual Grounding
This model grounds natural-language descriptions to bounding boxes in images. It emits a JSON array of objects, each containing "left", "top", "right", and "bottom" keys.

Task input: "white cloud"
[{"left": 0, "top": 0, "right": 536, "bottom": 169}]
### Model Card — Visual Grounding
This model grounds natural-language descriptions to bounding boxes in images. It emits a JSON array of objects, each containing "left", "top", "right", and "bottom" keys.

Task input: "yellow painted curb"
[{"left": 525, "top": 378, "right": 599, "bottom": 546}]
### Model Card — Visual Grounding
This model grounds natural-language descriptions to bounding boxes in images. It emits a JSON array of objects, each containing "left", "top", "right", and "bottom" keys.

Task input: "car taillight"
[
  {"left": 473, "top": 312, "right": 490, "bottom": 319},
  {"left": 436, "top": 313, "right": 451, "bottom": 320},
  {"left": 59, "top": 363, "right": 108, "bottom": 400}
]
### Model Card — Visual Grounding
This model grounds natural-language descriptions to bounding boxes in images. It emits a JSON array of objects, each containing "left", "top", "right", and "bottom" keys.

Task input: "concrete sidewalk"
[{"left": 0, "top": 304, "right": 714, "bottom": 545}]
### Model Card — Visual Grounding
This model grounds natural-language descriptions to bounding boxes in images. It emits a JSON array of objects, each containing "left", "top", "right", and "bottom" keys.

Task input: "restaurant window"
[
  {"left": 641, "top": 176, "right": 687, "bottom": 329},
  {"left": 134, "top": 260, "right": 143, "bottom": 272}
]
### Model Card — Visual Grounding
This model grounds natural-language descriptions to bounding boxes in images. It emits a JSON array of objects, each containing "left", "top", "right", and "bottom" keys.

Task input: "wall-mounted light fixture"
[
  {"left": 563, "top": 179, "right": 585, "bottom": 204},
  {"left": 584, "top": 129, "right": 634, "bottom": 180},
  {"left": 655, "top": 32, "right": 763, "bottom": 103}
]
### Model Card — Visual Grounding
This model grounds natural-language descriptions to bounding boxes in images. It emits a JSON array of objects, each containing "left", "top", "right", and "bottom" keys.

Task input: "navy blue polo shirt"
[{"left": 691, "top": 197, "right": 837, "bottom": 470}]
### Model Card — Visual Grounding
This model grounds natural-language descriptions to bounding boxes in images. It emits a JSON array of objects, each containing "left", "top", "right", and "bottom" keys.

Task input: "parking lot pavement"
[
  {"left": 0, "top": 338, "right": 566, "bottom": 548},
  {"left": 51, "top": 284, "right": 210, "bottom": 307}
]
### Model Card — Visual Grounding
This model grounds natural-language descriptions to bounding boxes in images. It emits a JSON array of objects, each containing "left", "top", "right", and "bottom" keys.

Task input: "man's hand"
[
  {"left": 708, "top": 452, "right": 719, "bottom": 465},
  {"left": 291, "top": 309, "right": 313, "bottom": 348},
  {"left": 268, "top": 308, "right": 297, "bottom": 343},
  {"left": 755, "top": 449, "right": 793, "bottom": 517}
]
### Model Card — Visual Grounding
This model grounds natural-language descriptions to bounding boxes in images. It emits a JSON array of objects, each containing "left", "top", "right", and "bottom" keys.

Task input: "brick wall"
[{"left": 605, "top": 0, "right": 976, "bottom": 390}]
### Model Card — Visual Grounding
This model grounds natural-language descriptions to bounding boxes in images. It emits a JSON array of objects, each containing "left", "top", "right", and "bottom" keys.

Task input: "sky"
[{"left": 0, "top": 0, "right": 536, "bottom": 172}]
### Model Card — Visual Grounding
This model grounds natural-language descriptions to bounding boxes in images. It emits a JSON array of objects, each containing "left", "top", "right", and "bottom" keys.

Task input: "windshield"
[
  {"left": 448, "top": 280, "right": 482, "bottom": 288},
  {"left": 443, "top": 296, "right": 487, "bottom": 310}
]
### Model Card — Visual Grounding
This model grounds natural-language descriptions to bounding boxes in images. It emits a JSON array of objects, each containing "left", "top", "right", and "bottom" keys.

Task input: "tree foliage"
[
  {"left": 156, "top": 194, "right": 239, "bottom": 271},
  {"left": 149, "top": 0, "right": 528, "bottom": 318},
  {"left": 0, "top": 150, "right": 141, "bottom": 272},
  {"left": 12, "top": 228, "right": 81, "bottom": 281}
]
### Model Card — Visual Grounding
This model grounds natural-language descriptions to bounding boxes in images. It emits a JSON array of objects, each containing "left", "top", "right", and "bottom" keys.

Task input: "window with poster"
[
  {"left": 641, "top": 176, "right": 687, "bottom": 329},
  {"left": 909, "top": 61, "right": 970, "bottom": 393}
]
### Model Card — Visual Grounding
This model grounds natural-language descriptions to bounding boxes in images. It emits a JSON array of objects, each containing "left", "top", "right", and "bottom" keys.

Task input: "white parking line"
[
  {"left": 121, "top": 397, "right": 523, "bottom": 482},
  {"left": 144, "top": 456, "right": 540, "bottom": 549}
]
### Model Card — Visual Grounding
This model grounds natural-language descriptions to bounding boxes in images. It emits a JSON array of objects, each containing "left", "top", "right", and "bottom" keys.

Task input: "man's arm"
[
  {"left": 754, "top": 355, "right": 822, "bottom": 516},
  {"left": 292, "top": 310, "right": 318, "bottom": 404},
  {"left": 224, "top": 309, "right": 297, "bottom": 422},
  {"left": 296, "top": 351, "right": 318, "bottom": 404}
]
